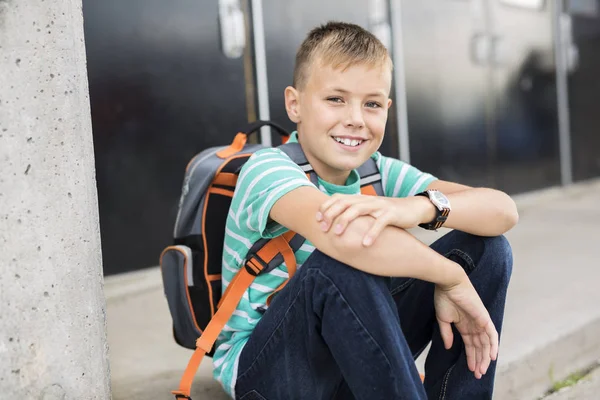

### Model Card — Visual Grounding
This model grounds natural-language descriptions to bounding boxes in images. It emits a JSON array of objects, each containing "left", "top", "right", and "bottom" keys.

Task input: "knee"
[
  {"left": 481, "top": 234, "right": 513, "bottom": 282},
  {"left": 483, "top": 235, "right": 513, "bottom": 264},
  {"left": 443, "top": 231, "right": 513, "bottom": 281}
]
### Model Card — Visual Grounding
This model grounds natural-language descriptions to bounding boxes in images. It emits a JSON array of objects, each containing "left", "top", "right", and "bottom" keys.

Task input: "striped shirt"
[{"left": 212, "top": 132, "right": 436, "bottom": 397}]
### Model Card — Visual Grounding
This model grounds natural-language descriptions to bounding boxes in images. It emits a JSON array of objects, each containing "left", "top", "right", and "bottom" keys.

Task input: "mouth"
[{"left": 331, "top": 136, "right": 367, "bottom": 151}]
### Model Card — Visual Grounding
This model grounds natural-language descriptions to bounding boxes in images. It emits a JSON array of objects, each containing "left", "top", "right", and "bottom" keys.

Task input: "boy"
[{"left": 213, "top": 21, "right": 517, "bottom": 399}]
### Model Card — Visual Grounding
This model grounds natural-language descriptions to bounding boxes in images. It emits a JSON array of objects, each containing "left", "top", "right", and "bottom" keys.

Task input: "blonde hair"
[{"left": 293, "top": 21, "right": 393, "bottom": 89}]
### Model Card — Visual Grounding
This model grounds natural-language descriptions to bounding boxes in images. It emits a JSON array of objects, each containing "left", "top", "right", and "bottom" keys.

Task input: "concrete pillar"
[{"left": 0, "top": 1, "right": 111, "bottom": 398}]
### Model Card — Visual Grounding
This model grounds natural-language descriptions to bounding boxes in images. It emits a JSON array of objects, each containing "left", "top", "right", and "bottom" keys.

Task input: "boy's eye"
[
  {"left": 366, "top": 101, "right": 382, "bottom": 108},
  {"left": 327, "top": 97, "right": 344, "bottom": 103}
]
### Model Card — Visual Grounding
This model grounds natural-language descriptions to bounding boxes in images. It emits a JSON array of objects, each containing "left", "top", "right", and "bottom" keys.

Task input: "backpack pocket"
[{"left": 160, "top": 245, "right": 203, "bottom": 350}]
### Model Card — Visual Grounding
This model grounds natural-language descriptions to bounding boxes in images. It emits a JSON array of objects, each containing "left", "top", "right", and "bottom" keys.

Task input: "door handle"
[
  {"left": 470, "top": 33, "right": 506, "bottom": 67},
  {"left": 471, "top": 33, "right": 493, "bottom": 66}
]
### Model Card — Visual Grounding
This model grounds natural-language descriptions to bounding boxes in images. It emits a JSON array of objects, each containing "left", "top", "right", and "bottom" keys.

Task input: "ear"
[
  {"left": 284, "top": 86, "right": 301, "bottom": 123},
  {"left": 386, "top": 98, "right": 393, "bottom": 110}
]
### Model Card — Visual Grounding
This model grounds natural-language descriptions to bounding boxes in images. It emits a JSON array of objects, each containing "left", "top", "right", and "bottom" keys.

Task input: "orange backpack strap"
[
  {"left": 360, "top": 185, "right": 378, "bottom": 196},
  {"left": 216, "top": 133, "right": 247, "bottom": 159},
  {"left": 171, "top": 265, "right": 255, "bottom": 399},
  {"left": 266, "top": 231, "right": 299, "bottom": 306},
  {"left": 357, "top": 157, "right": 384, "bottom": 196},
  {"left": 172, "top": 232, "right": 305, "bottom": 399}
]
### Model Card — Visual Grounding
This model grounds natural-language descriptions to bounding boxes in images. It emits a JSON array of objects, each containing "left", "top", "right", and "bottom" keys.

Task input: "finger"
[
  {"left": 333, "top": 204, "right": 375, "bottom": 235},
  {"left": 479, "top": 333, "right": 492, "bottom": 376},
  {"left": 362, "top": 213, "right": 391, "bottom": 246},
  {"left": 318, "top": 194, "right": 345, "bottom": 217},
  {"left": 317, "top": 194, "right": 347, "bottom": 223},
  {"left": 438, "top": 321, "right": 454, "bottom": 350},
  {"left": 319, "top": 193, "right": 364, "bottom": 214},
  {"left": 322, "top": 196, "right": 368, "bottom": 226},
  {"left": 320, "top": 200, "right": 353, "bottom": 231},
  {"left": 488, "top": 322, "right": 499, "bottom": 361},
  {"left": 473, "top": 335, "right": 483, "bottom": 379},
  {"left": 462, "top": 335, "right": 476, "bottom": 372}
]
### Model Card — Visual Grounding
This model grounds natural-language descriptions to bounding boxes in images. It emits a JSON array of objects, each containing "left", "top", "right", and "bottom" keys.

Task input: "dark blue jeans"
[{"left": 234, "top": 231, "right": 513, "bottom": 400}]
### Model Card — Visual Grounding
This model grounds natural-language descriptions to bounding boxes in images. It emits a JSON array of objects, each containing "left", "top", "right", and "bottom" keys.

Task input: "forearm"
[
  {"left": 445, "top": 188, "right": 518, "bottom": 236},
  {"left": 271, "top": 186, "right": 466, "bottom": 287},
  {"left": 416, "top": 188, "right": 519, "bottom": 237},
  {"left": 314, "top": 216, "right": 466, "bottom": 287}
]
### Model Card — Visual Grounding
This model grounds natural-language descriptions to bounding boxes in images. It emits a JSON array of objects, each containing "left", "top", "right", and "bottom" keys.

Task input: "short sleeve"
[
  {"left": 230, "top": 148, "right": 317, "bottom": 239},
  {"left": 373, "top": 153, "right": 437, "bottom": 198}
]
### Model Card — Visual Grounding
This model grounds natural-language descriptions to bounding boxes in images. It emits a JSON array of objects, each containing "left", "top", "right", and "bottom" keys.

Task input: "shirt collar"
[{"left": 287, "top": 130, "right": 299, "bottom": 144}]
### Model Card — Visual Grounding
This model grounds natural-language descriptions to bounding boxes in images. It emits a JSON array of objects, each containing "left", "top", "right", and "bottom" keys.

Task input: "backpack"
[{"left": 160, "top": 120, "right": 384, "bottom": 399}]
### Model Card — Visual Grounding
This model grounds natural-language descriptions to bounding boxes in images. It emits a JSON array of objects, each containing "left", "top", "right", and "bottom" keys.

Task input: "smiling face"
[{"left": 285, "top": 59, "right": 393, "bottom": 185}]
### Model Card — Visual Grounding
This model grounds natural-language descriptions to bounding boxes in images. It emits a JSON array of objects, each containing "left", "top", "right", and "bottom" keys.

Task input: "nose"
[{"left": 344, "top": 103, "right": 365, "bottom": 129}]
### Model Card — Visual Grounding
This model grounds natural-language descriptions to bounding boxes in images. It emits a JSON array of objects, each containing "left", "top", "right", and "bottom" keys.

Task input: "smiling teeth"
[{"left": 335, "top": 137, "right": 362, "bottom": 147}]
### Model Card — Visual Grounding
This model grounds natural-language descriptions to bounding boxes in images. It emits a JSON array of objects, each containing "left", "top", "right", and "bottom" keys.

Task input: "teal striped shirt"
[{"left": 212, "top": 132, "right": 436, "bottom": 396}]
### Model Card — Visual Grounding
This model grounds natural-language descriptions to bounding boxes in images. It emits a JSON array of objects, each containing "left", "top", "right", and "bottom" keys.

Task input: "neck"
[
  {"left": 296, "top": 131, "right": 350, "bottom": 185},
  {"left": 316, "top": 167, "right": 350, "bottom": 186}
]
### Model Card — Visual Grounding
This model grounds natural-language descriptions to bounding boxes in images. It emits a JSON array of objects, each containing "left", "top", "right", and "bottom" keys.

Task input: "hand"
[
  {"left": 316, "top": 194, "right": 435, "bottom": 246},
  {"left": 434, "top": 276, "right": 499, "bottom": 379}
]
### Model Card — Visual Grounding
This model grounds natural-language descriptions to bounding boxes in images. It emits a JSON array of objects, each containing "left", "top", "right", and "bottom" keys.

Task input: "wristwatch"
[{"left": 415, "top": 189, "right": 451, "bottom": 230}]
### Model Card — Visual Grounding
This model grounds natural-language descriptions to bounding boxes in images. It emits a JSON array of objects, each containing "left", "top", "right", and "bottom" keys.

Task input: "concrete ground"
[
  {"left": 104, "top": 178, "right": 600, "bottom": 400},
  {"left": 542, "top": 362, "right": 600, "bottom": 400}
]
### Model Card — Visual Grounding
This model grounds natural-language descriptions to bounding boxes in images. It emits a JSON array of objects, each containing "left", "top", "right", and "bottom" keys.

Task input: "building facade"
[{"left": 82, "top": 0, "right": 600, "bottom": 275}]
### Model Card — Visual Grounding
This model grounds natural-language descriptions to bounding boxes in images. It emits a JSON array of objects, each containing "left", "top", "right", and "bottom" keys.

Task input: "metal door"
[
  {"left": 83, "top": 0, "right": 255, "bottom": 274},
  {"left": 400, "top": 0, "right": 561, "bottom": 193},
  {"left": 488, "top": 0, "right": 561, "bottom": 193},
  {"left": 563, "top": 0, "right": 600, "bottom": 181},
  {"left": 400, "top": 0, "right": 491, "bottom": 186}
]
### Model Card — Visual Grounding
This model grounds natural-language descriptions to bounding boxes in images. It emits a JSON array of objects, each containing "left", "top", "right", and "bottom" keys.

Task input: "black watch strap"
[{"left": 416, "top": 191, "right": 450, "bottom": 230}]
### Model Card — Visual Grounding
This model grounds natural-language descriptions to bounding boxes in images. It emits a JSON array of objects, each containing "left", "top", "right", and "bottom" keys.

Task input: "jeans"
[{"left": 234, "top": 230, "right": 513, "bottom": 400}]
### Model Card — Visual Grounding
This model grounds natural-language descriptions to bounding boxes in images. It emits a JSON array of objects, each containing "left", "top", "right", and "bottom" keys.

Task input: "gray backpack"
[{"left": 160, "top": 121, "right": 383, "bottom": 399}]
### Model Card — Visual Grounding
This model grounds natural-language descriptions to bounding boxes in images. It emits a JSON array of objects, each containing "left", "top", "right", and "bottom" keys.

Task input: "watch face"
[{"left": 430, "top": 190, "right": 450, "bottom": 208}]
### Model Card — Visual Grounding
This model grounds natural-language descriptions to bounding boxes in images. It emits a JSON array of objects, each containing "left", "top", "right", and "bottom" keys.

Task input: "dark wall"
[
  {"left": 568, "top": 5, "right": 600, "bottom": 181},
  {"left": 83, "top": 0, "right": 252, "bottom": 275},
  {"left": 400, "top": 1, "right": 490, "bottom": 186},
  {"left": 400, "top": 0, "right": 561, "bottom": 193},
  {"left": 489, "top": 1, "right": 561, "bottom": 193},
  {"left": 83, "top": 1, "right": 597, "bottom": 276}
]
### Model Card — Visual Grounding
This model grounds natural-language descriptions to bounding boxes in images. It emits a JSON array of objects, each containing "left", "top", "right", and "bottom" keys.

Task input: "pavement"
[
  {"left": 541, "top": 361, "right": 600, "bottom": 400},
  {"left": 104, "top": 178, "right": 600, "bottom": 400}
]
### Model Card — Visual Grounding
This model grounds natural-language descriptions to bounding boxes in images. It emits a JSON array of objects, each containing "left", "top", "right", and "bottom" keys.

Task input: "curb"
[{"left": 494, "top": 317, "right": 600, "bottom": 400}]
